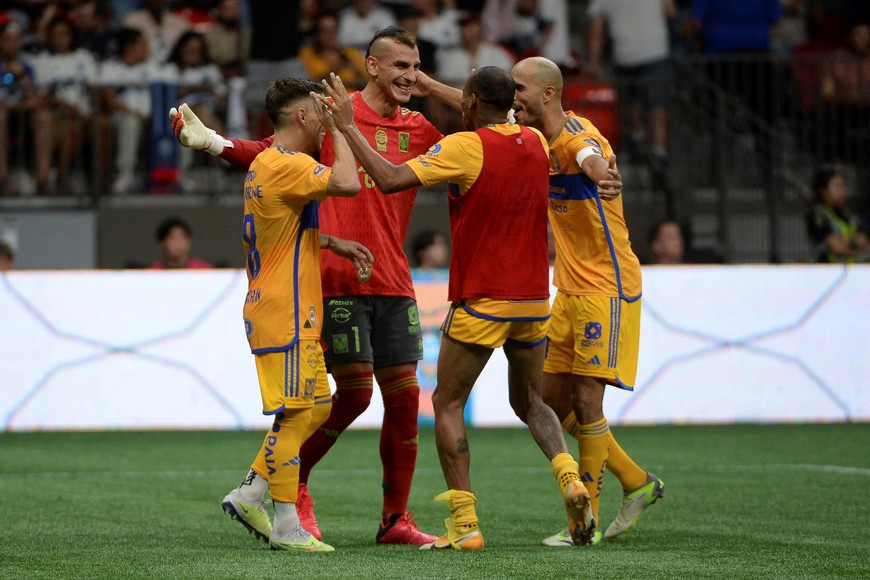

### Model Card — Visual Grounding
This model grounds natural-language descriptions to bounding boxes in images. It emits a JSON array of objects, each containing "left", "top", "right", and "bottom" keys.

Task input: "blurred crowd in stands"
[{"left": 0, "top": 0, "right": 867, "bottom": 200}]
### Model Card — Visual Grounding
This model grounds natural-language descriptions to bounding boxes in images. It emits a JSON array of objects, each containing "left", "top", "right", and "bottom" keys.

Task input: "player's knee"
[
  {"left": 334, "top": 387, "right": 374, "bottom": 418},
  {"left": 508, "top": 391, "right": 531, "bottom": 423},
  {"left": 431, "top": 384, "right": 465, "bottom": 414},
  {"left": 382, "top": 383, "right": 419, "bottom": 410}
]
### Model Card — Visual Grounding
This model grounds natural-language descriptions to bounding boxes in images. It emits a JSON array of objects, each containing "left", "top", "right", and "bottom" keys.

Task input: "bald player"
[
  {"left": 171, "top": 26, "right": 441, "bottom": 545},
  {"left": 413, "top": 57, "right": 664, "bottom": 546},
  {"left": 510, "top": 56, "right": 664, "bottom": 546},
  {"left": 317, "top": 66, "right": 596, "bottom": 550}
]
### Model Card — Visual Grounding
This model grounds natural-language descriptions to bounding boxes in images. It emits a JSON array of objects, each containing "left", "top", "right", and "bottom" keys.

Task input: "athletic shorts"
[
  {"left": 616, "top": 58, "right": 671, "bottom": 109},
  {"left": 254, "top": 339, "right": 331, "bottom": 415},
  {"left": 321, "top": 296, "right": 423, "bottom": 369},
  {"left": 543, "top": 292, "right": 641, "bottom": 390},
  {"left": 440, "top": 298, "right": 550, "bottom": 349}
]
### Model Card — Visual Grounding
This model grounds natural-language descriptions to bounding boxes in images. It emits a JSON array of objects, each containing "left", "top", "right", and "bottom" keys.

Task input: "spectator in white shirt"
[
  {"left": 122, "top": 0, "right": 190, "bottom": 65},
  {"left": 437, "top": 11, "right": 515, "bottom": 87},
  {"left": 411, "top": 0, "right": 460, "bottom": 51},
  {"left": 31, "top": 17, "right": 98, "bottom": 193},
  {"left": 338, "top": 0, "right": 396, "bottom": 52},
  {"left": 98, "top": 27, "right": 171, "bottom": 194}
]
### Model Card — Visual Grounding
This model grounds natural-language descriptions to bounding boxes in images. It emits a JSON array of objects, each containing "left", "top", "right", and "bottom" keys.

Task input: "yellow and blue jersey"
[
  {"left": 548, "top": 112, "right": 641, "bottom": 300},
  {"left": 242, "top": 145, "right": 332, "bottom": 354}
]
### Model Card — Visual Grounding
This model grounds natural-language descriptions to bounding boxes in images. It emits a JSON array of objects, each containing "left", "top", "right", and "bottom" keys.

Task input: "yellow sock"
[
  {"left": 434, "top": 490, "right": 479, "bottom": 532},
  {"left": 561, "top": 413, "right": 582, "bottom": 439},
  {"left": 564, "top": 412, "right": 647, "bottom": 494},
  {"left": 606, "top": 430, "right": 648, "bottom": 493},
  {"left": 251, "top": 407, "right": 311, "bottom": 502},
  {"left": 550, "top": 452, "right": 581, "bottom": 493},
  {"left": 577, "top": 418, "right": 609, "bottom": 522},
  {"left": 302, "top": 395, "right": 332, "bottom": 441}
]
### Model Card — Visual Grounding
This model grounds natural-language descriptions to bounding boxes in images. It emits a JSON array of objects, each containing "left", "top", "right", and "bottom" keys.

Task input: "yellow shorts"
[
  {"left": 440, "top": 298, "right": 550, "bottom": 349},
  {"left": 254, "top": 339, "right": 331, "bottom": 415},
  {"left": 543, "top": 292, "right": 641, "bottom": 390}
]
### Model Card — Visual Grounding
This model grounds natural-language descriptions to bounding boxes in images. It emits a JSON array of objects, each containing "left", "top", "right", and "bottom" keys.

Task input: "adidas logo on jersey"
[{"left": 587, "top": 355, "right": 601, "bottom": 366}]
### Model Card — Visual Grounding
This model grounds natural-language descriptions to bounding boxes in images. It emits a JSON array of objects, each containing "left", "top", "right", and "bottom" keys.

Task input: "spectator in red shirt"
[{"left": 149, "top": 217, "right": 212, "bottom": 269}]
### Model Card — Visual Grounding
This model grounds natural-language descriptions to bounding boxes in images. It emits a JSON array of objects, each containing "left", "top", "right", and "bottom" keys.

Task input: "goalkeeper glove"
[{"left": 168, "top": 103, "right": 231, "bottom": 156}]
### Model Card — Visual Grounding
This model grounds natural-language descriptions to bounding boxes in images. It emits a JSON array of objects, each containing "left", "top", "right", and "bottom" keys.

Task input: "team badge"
[
  {"left": 309, "top": 305, "right": 317, "bottom": 325},
  {"left": 304, "top": 378, "right": 316, "bottom": 398},
  {"left": 399, "top": 131, "right": 410, "bottom": 153},
  {"left": 584, "top": 322, "right": 602, "bottom": 340},
  {"left": 333, "top": 334, "right": 349, "bottom": 354},
  {"left": 375, "top": 127, "right": 388, "bottom": 151}
]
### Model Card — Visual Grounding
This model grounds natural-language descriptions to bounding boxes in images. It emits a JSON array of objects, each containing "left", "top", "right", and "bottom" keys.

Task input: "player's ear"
[
  {"left": 365, "top": 55, "right": 378, "bottom": 78},
  {"left": 542, "top": 85, "right": 556, "bottom": 103},
  {"left": 296, "top": 106, "right": 308, "bottom": 126}
]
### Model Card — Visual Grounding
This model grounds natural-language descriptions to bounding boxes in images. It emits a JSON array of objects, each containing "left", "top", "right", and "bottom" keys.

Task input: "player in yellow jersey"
[
  {"left": 315, "top": 67, "right": 595, "bottom": 550},
  {"left": 213, "top": 78, "right": 365, "bottom": 553},
  {"left": 510, "top": 57, "right": 664, "bottom": 546}
]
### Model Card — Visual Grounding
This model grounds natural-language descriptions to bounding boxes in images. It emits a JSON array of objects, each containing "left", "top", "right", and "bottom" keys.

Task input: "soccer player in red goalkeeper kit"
[
  {"left": 170, "top": 26, "right": 441, "bottom": 545},
  {"left": 315, "top": 66, "right": 597, "bottom": 550}
]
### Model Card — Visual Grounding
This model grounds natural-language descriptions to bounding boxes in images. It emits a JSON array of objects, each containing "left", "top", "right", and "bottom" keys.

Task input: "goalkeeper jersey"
[{"left": 242, "top": 146, "right": 331, "bottom": 354}]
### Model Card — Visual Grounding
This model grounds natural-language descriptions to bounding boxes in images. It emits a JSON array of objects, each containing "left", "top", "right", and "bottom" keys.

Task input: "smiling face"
[
  {"left": 510, "top": 60, "right": 546, "bottom": 130},
  {"left": 368, "top": 39, "right": 421, "bottom": 106}
]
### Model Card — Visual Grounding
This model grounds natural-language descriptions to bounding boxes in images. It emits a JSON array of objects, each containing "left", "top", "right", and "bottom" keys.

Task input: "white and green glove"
[{"left": 168, "top": 103, "right": 232, "bottom": 156}]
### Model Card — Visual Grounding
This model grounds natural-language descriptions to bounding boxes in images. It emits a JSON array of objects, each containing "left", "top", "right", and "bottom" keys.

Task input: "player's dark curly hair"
[
  {"left": 265, "top": 77, "right": 324, "bottom": 128},
  {"left": 467, "top": 66, "right": 516, "bottom": 112},
  {"left": 365, "top": 25, "right": 417, "bottom": 58}
]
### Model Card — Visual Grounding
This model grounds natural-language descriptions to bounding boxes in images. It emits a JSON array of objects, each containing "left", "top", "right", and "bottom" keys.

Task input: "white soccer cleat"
[
  {"left": 604, "top": 472, "right": 665, "bottom": 539},
  {"left": 542, "top": 527, "right": 602, "bottom": 547}
]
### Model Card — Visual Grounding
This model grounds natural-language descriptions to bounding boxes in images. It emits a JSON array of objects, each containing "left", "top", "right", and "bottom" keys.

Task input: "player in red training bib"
[
  {"left": 316, "top": 66, "right": 596, "bottom": 550},
  {"left": 170, "top": 27, "right": 441, "bottom": 545}
]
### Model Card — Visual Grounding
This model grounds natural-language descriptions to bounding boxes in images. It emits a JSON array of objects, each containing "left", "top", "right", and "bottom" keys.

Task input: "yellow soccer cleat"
[
  {"left": 563, "top": 480, "right": 597, "bottom": 546},
  {"left": 420, "top": 519, "right": 485, "bottom": 551},
  {"left": 221, "top": 489, "right": 272, "bottom": 544}
]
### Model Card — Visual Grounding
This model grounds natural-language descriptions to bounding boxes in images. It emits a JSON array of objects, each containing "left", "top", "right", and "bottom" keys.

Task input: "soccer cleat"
[
  {"left": 296, "top": 483, "right": 322, "bottom": 541},
  {"left": 563, "top": 479, "right": 597, "bottom": 545},
  {"left": 420, "top": 526, "right": 485, "bottom": 551},
  {"left": 542, "top": 528, "right": 602, "bottom": 547},
  {"left": 376, "top": 512, "right": 438, "bottom": 545},
  {"left": 269, "top": 526, "right": 335, "bottom": 553},
  {"left": 221, "top": 489, "right": 272, "bottom": 543},
  {"left": 604, "top": 472, "right": 665, "bottom": 539}
]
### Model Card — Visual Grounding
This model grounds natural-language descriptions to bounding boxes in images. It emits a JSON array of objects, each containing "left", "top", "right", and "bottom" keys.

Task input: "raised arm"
[
  {"left": 316, "top": 74, "right": 421, "bottom": 194},
  {"left": 169, "top": 103, "right": 272, "bottom": 169},
  {"left": 413, "top": 70, "right": 463, "bottom": 112},
  {"left": 311, "top": 91, "right": 360, "bottom": 197}
]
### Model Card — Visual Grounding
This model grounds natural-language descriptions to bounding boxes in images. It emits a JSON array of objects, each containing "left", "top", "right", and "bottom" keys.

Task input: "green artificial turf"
[{"left": 1, "top": 424, "right": 868, "bottom": 579}]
